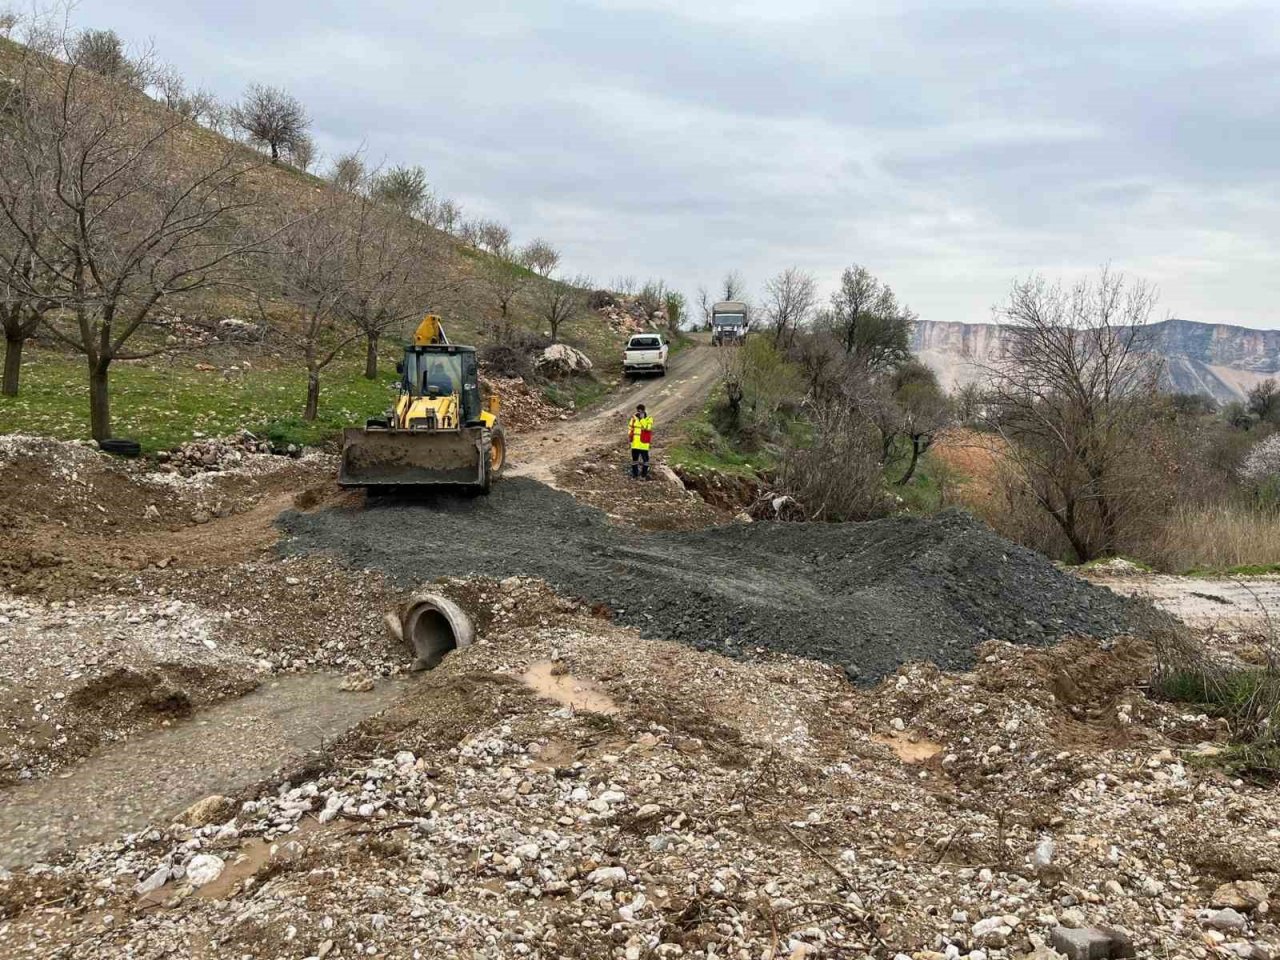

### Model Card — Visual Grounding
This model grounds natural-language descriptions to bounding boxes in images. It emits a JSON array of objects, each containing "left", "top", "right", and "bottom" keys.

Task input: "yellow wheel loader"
[{"left": 338, "top": 316, "right": 506, "bottom": 492}]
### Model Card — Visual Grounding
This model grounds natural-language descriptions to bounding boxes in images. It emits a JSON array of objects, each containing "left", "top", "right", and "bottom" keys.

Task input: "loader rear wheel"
[{"left": 489, "top": 425, "right": 507, "bottom": 475}]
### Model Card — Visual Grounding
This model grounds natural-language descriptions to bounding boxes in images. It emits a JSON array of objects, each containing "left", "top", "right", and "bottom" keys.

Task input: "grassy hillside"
[{"left": 0, "top": 34, "right": 632, "bottom": 448}]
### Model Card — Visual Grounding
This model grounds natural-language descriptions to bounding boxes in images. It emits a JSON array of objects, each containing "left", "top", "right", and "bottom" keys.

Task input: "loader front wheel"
[{"left": 489, "top": 425, "right": 507, "bottom": 475}]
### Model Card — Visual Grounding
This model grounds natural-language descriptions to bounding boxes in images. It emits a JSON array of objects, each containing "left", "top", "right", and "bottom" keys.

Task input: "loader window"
[
  {"left": 461, "top": 352, "right": 482, "bottom": 422},
  {"left": 421, "top": 355, "right": 462, "bottom": 395}
]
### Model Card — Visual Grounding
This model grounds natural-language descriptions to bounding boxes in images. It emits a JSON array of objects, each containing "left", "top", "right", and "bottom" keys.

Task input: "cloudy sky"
[{"left": 77, "top": 0, "right": 1280, "bottom": 328}]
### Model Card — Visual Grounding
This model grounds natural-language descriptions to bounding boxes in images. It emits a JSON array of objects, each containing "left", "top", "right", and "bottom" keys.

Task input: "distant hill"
[{"left": 913, "top": 317, "right": 1280, "bottom": 403}]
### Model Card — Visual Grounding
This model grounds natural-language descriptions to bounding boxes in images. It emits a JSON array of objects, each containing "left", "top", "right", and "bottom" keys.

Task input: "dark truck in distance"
[{"left": 711, "top": 300, "right": 748, "bottom": 345}]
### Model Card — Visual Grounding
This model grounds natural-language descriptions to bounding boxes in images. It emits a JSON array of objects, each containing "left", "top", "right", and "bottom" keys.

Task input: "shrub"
[
  {"left": 1153, "top": 628, "right": 1280, "bottom": 780},
  {"left": 1240, "top": 433, "right": 1280, "bottom": 486},
  {"left": 778, "top": 402, "right": 888, "bottom": 521}
]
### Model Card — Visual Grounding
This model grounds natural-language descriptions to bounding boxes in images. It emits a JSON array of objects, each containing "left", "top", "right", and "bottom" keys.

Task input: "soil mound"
[{"left": 279, "top": 479, "right": 1158, "bottom": 681}]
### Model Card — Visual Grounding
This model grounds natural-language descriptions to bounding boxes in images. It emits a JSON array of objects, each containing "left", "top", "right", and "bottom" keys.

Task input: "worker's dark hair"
[{"left": 636, "top": 404, "right": 646, "bottom": 413}]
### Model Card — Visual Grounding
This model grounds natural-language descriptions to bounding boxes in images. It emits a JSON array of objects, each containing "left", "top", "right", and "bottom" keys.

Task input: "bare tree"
[
  {"left": 234, "top": 83, "right": 308, "bottom": 163},
  {"left": 477, "top": 219, "right": 512, "bottom": 257},
  {"left": 287, "top": 134, "right": 316, "bottom": 172},
  {"left": 437, "top": 198, "right": 462, "bottom": 235},
  {"left": 721, "top": 270, "right": 745, "bottom": 302},
  {"left": 0, "top": 35, "right": 261, "bottom": 438},
  {"left": 329, "top": 152, "right": 366, "bottom": 193},
  {"left": 520, "top": 238, "right": 560, "bottom": 277},
  {"left": 696, "top": 286, "right": 713, "bottom": 330},
  {"left": 371, "top": 164, "right": 429, "bottom": 217},
  {"left": 536, "top": 275, "right": 588, "bottom": 342},
  {"left": 457, "top": 218, "right": 482, "bottom": 248},
  {"left": 481, "top": 256, "right": 529, "bottom": 341},
  {"left": 0, "top": 218, "right": 57, "bottom": 396},
  {"left": 264, "top": 198, "right": 360, "bottom": 420},
  {"left": 985, "top": 268, "right": 1163, "bottom": 561},
  {"left": 763, "top": 267, "right": 817, "bottom": 349},
  {"left": 0, "top": 10, "right": 18, "bottom": 38},
  {"left": 338, "top": 198, "right": 441, "bottom": 379}
]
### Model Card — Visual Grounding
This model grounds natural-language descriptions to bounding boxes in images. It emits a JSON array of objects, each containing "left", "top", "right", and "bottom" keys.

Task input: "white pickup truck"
[{"left": 623, "top": 333, "right": 668, "bottom": 378}]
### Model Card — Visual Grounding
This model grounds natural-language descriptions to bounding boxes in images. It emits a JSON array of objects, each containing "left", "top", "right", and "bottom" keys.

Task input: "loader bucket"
[{"left": 338, "top": 426, "right": 489, "bottom": 488}]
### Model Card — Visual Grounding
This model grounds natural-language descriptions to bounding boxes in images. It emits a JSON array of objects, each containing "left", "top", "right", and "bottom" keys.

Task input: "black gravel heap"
[{"left": 279, "top": 479, "right": 1159, "bottom": 683}]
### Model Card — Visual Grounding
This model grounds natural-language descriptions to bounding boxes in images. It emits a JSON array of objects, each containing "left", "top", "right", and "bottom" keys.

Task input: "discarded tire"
[{"left": 99, "top": 438, "right": 142, "bottom": 458}]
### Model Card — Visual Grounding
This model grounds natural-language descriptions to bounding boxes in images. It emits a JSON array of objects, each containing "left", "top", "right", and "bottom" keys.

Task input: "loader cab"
[{"left": 398, "top": 345, "right": 483, "bottom": 424}]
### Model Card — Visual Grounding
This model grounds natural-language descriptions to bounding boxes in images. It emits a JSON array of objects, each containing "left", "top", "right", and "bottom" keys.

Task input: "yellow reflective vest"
[{"left": 629, "top": 415, "right": 653, "bottom": 451}]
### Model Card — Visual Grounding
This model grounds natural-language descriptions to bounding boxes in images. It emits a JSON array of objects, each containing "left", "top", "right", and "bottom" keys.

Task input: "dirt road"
[
  {"left": 1087, "top": 572, "right": 1280, "bottom": 631},
  {"left": 508, "top": 339, "right": 715, "bottom": 484}
]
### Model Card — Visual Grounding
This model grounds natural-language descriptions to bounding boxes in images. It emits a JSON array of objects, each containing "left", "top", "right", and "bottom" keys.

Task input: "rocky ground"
[
  {"left": 1, "top": 421, "right": 1279, "bottom": 960},
  {"left": 1, "top": 578, "right": 1277, "bottom": 959}
]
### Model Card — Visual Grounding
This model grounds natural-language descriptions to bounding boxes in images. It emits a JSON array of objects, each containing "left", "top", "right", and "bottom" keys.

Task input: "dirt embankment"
[{"left": 280, "top": 481, "right": 1159, "bottom": 682}]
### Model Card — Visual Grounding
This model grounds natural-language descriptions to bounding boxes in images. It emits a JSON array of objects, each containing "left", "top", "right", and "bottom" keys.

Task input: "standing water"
[{"left": 0, "top": 674, "right": 407, "bottom": 868}]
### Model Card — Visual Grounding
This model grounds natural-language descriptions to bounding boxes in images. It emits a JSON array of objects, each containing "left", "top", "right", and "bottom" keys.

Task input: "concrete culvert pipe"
[{"left": 394, "top": 592, "right": 474, "bottom": 670}]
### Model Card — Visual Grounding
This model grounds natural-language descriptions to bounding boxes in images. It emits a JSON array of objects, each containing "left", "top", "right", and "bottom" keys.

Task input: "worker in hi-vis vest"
[{"left": 628, "top": 403, "right": 653, "bottom": 480}]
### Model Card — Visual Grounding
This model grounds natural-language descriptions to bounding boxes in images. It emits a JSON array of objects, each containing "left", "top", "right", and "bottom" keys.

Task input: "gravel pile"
[{"left": 280, "top": 481, "right": 1159, "bottom": 682}]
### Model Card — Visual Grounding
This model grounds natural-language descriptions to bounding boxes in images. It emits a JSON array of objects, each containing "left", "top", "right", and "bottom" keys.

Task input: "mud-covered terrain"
[
  {"left": 3, "top": 578, "right": 1277, "bottom": 960},
  {"left": 3, "top": 358, "right": 1279, "bottom": 960},
  {"left": 280, "top": 480, "right": 1156, "bottom": 682}
]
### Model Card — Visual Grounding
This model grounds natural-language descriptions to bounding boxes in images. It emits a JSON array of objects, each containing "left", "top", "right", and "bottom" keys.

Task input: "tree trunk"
[
  {"left": 896, "top": 439, "right": 923, "bottom": 485},
  {"left": 364, "top": 334, "right": 379, "bottom": 380},
  {"left": 304, "top": 371, "right": 320, "bottom": 421},
  {"left": 89, "top": 360, "right": 111, "bottom": 441},
  {"left": 1050, "top": 501, "right": 1091, "bottom": 564},
  {"left": 2, "top": 335, "right": 22, "bottom": 396},
  {"left": 270, "top": 141, "right": 280, "bottom": 163}
]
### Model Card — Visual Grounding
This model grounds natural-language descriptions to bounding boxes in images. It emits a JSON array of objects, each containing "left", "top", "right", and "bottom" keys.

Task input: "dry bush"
[
  {"left": 778, "top": 403, "right": 888, "bottom": 521},
  {"left": 1141, "top": 504, "right": 1280, "bottom": 572},
  {"left": 1153, "top": 623, "right": 1280, "bottom": 779}
]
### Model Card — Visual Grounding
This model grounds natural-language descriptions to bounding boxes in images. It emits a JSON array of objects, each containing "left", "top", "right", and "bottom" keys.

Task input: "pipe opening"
[
  {"left": 407, "top": 608, "right": 455, "bottom": 668},
  {"left": 399, "top": 593, "right": 474, "bottom": 670}
]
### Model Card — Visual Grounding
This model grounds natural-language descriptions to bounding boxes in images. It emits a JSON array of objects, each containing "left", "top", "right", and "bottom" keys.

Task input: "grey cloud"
[{"left": 75, "top": 0, "right": 1280, "bottom": 327}]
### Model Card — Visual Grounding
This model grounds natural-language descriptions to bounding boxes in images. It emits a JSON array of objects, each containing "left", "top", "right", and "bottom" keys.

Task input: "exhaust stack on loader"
[{"left": 339, "top": 316, "right": 506, "bottom": 492}]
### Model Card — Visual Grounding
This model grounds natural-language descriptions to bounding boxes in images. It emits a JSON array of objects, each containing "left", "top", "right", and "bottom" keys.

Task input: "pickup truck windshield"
[{"left": 629, "top": 337, "right": 661, "bottom": 349}]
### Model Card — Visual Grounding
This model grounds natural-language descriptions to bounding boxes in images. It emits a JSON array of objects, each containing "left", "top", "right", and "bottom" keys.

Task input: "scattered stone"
[
  {"left": 1213, "top": 881, "right": 1270, "bottom": 912},
  {"left": 180, "top": 794, "right": 232, "bottom": 827},
  {"left": 1202, "top": 908, "right": 1249, "bottom": 933},
  {"left": 185, "top": 854, "right": 225, "bottom": 888}
]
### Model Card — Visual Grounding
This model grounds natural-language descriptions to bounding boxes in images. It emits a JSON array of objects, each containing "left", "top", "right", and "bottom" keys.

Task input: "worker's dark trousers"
[{"left": 631, "top": 448, "right": 650, "bottom": 478}]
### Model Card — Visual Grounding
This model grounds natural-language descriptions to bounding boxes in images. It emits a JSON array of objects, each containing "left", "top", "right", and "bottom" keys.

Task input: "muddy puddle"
[
  {"left": 521, "top": 660, "right": 619, "bottom": 714},
  {"left": 875, "top": 733, "right": 944, "bottom": 764},
  {"left": 0, "top": 673, "right": 408, "bottom": 868}
]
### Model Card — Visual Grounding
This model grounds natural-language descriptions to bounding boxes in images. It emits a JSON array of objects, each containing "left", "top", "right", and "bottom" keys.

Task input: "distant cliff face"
[{"left": 912, "top": 318, "right": 1280, "bottom": 403}]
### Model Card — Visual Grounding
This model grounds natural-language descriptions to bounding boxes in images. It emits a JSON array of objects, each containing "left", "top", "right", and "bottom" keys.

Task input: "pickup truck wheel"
[{"left": 659, "top": 367, "right": 667, "bottom": 377}]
